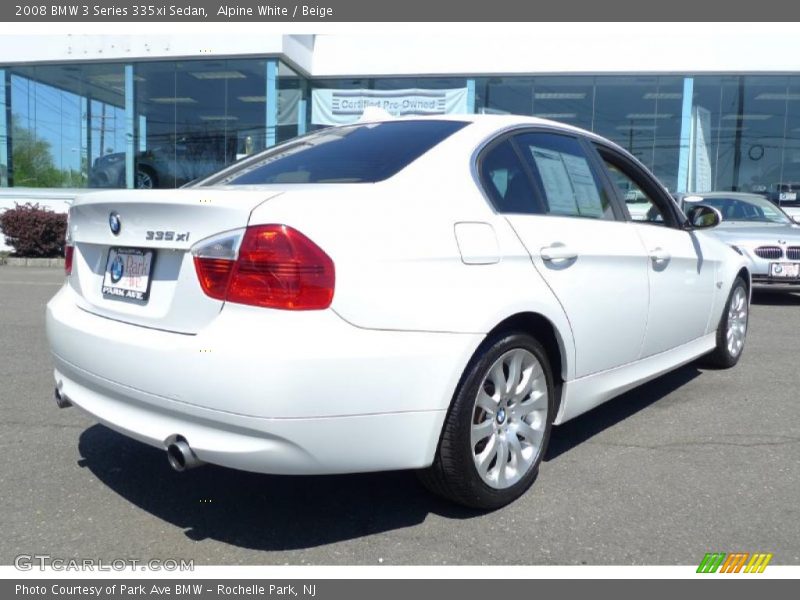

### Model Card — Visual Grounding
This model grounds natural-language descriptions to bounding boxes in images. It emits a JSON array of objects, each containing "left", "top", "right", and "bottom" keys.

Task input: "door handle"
[
  {"left": 541, "top": 245, "right": 578, "bottom": 262},
  {"left": 649, "top": 247, "right": 671, "bottom": 263}
]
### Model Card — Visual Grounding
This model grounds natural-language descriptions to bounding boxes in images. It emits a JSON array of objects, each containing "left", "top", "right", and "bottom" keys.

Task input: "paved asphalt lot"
[{"left": 1, "top": 265, "right": 799, "bottom": 566}]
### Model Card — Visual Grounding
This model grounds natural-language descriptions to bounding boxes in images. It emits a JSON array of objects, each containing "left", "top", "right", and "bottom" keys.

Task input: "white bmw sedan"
[{"left": 47, "top": 115, "right": 750, "bottom": 509}]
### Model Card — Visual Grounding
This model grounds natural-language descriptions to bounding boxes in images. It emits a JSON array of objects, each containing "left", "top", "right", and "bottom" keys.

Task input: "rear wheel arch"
[
  {"left": 480, "top": 312, "right": 567, "bottom": 417},
  {"left": 421, "top": 328, "right": 557, "bottom": 508}
]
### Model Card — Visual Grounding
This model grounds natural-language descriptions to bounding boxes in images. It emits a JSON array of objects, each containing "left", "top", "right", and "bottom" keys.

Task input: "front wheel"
[
  {"left": 702, "top": 276, "right": 749, "bottom": 368},
  {"left": 418, "top": 333, "right": 554, "bottom": 510}
]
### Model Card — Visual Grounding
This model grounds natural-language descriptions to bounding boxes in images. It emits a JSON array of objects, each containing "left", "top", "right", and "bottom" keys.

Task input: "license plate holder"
[
  {"left": 102, "top": 247, "right": 155, "bottom": 301},
  {"left": 769, "top": 262, "right": 800, "bottom": 278}
]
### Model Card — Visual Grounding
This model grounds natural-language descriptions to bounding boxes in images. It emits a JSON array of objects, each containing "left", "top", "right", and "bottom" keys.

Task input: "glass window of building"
[
  {"left": 6, "top": 63, "right": 126, "bottom": 188},
  {"left": 3, "top": 62, "right": 800, "bottom": 203},
  {"left": 594, "top": 76, "right": 662, "bottom": 173},
  {"left": 773, "top": 76, "right": 800, "bottom": 208},
  {"left": 689, "top": 76, "right": 792, "bottom": 194},
  {"left": 131, "top": 58, "right": 272, "bottom": 190},
  {"left": 475, "top": 77, "right": 534, "bottom": 116},
  {"left": 530, "top": 76, "right": 595, "bottom": 132},
  {"left": 277, "top": 62, "right": 304, "bottom": 144}
]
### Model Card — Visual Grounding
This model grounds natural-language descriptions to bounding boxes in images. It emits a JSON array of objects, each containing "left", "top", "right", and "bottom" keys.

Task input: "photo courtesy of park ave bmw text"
[{"left": 0, "top": 0, "right": 799, "bottom": 590}]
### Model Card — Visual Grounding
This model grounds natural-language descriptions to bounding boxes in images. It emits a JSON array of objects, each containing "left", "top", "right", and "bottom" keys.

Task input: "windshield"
[
  {"left": 198, "top": 120, "right": 468, "bottom": 186},
  {"left": 683, "top": 196, "right": 791, "bottom": 224}
]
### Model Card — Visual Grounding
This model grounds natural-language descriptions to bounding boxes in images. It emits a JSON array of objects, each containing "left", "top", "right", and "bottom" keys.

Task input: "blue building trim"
[
  {"left": 124, "top": 65, "right": 135, "bottom": 189},
  {"left": 676, "top": 77, "right": 694, "bottom": 193},
  {"left": 467, "top": 78, "right": 476, "bottom": 114},
  {"left": 266, "top": 60, "right": 279, "bottom": 147},
  {"left": 0, "top": 69, "right": 8, "bottom": 187}
]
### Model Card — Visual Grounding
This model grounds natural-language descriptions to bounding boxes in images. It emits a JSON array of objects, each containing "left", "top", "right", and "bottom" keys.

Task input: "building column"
[
  {"left": 82, "top": 96, "right": 91, "bottom": 188},
  {"left": 265, "top": 59, "right": 278, "bottom": 148},
  {"left": 124, "top": 65, "right": 135, "bottom": 189},
  {"left": 0, "top": 69, "right": 10, "bottom": 187},
  {"left": 466, "top": 78, "right": 476, "bottom": 114},
  {"left": 297, "top": 78, "right": 308, "bottom": 136},
  {"left": 676, "top": 77, "right": 694, "bottom": 193}
]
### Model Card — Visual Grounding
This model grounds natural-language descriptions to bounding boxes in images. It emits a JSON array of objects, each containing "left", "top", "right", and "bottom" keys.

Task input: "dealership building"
[{"left": 2, "top": 25, "right": 800, "bottom": 247}]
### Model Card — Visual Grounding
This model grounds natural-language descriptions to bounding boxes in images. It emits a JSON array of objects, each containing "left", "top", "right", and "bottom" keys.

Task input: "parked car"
[
  {"left": 675, "top": 191, "right": 800, "bottom": 290},
  {"left": 748, "top": 164, "right": 800, "bottom": 219},
  {"left": 89, "top": 136, "right": 236, "bottom": 189},
  {"left": 47, "top": 115, "right": 750, "bottom": 509}
]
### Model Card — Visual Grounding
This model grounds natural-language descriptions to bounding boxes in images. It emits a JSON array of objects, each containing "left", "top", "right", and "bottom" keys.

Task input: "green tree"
[{"left": 10, "top": 120, "right": 71, "bottom": 187}]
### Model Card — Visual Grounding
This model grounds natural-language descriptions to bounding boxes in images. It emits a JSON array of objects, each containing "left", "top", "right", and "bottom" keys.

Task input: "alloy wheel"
[
  {"left": 726, "top": 285, "right": 748, "bottom": 358},
  {"left": 470, "top": 348, "right": 548, "bottom": 489}
]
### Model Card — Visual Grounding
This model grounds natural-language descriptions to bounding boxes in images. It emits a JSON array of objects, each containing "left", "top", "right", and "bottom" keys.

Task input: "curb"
[{"left": 2, "top": 257, "right": 65, "bottom": 268}]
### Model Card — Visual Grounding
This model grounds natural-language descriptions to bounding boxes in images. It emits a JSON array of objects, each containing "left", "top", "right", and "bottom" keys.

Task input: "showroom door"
[
  {"left": 481, "top": 130, "right": 651, "bottom": 379},
  {"left": 595, "top": 147, "right": 718, "bottom": 358}
]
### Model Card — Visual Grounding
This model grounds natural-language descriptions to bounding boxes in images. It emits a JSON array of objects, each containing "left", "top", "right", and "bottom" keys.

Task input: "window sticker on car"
[{"left": 529, "top": 146, "right": 603, "bottom": 218}]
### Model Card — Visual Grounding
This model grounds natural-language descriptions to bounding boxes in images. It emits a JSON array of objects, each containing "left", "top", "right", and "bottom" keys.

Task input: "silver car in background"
[{"left": 676, "top": 192, "right": 800, "bottom": 290}]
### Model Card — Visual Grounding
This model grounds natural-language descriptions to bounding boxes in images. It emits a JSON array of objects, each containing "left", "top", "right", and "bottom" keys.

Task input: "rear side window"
[
  {"left": 205, "top": 120, "right": 468, "bottom": 186},
  {"left": 479, "top": 140, "right": 543, "bottom": 214},
  {"left": 514, "top": 132, "right": 615, "bottom": 220}
]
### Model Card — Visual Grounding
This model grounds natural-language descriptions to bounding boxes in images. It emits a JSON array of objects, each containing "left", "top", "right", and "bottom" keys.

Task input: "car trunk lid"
[{"left": 66, "top": 188, "right": 282, "bottom": 334}]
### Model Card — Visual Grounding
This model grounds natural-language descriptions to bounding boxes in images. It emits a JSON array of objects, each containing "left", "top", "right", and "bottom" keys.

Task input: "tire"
[
  {"left": 418, "top": 332, "right": 554, "bottom": 510},
  {"left": 135, "top": 166, "right": 157, "bottom": 189},
  {"left": 702, "top": 276, "right": 749, "bottom": 369}
]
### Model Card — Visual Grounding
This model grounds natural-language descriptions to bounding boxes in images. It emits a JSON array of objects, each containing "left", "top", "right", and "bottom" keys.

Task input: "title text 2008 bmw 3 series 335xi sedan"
[{"left": 47, "top": 115, "right": 751, "bottom": 509}]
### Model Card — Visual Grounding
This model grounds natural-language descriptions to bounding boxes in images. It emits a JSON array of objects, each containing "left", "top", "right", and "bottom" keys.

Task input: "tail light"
[
  {"left": 64, "top": 245, "right": 74, "bottom": 276},
  {"left": 192, "top": 225, "right": 335, "bottom": 310},
  {"left": 192, "top": 229, "right": 241, "bottom": 300},
  {"left": 64, "top": 209, "right": 73, "bottom": 276}
]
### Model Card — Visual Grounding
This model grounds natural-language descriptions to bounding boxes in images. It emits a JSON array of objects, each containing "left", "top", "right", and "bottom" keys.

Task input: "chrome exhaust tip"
[
  {"left": 54, "top": 386, "right": 72, "bottom": 409},
  {"left": 166, "top": 438, "right": 203, "bottom": 472}
]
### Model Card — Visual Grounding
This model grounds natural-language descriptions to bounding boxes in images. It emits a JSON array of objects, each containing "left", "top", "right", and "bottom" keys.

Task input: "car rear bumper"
[{"left": 47, "top": 284, "right": 482, "bottom": 474}]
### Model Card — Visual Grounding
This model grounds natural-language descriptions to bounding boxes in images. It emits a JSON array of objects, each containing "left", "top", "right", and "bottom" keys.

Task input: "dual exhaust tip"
[{"left": 55, "top": 386, "right": 203, "bottom": 472}]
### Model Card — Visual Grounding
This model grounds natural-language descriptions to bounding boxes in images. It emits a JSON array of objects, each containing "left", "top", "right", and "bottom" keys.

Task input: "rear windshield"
[{"left": 202, "top": 120, "right": 468, "bottom": 186}]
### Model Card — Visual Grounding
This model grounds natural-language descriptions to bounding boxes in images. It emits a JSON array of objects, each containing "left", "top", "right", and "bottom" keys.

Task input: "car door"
[
  {"left": 594, "top": 144, "right": 718, "bottom": 358},
  {"left": 479, "top": 130, "right": 650, "bottom": 378}
]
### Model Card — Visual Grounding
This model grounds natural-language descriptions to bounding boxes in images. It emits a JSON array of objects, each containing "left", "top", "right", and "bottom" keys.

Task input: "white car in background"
[
  {"left": 47, "top": 115, "right": 750, "bottom": 509},
  {"left": 676, "top": 192, "right": 800, "bottom": 291}
]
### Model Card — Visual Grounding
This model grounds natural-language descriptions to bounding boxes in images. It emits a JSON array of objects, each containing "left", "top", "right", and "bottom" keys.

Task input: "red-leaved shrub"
[{"left": 0, "top": 202, "right": 67, "bottom": 258}]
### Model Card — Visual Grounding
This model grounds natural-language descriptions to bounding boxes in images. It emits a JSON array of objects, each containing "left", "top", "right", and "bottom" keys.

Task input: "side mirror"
[{"left": 686, "top": 204, "right": 722, "bottom": 229}]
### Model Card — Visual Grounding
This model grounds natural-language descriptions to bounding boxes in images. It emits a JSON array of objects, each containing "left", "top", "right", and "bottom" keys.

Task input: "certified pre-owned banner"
[{"left": 311, "top": 88, "right": 468, "bottom": 126}]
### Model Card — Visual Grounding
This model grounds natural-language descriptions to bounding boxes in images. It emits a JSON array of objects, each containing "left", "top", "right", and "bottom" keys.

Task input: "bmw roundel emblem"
[
  {"left": 110, "top": 255, "right": 124, "bottom": 283},
  {"left": 109, "top": 212, "right": 121, "bottom": 235}
]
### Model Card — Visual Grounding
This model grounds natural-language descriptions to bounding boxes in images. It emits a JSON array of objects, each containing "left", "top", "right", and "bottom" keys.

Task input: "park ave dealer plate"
[{"left": 102, "top": 247, "right": 154, "bottom": 301}]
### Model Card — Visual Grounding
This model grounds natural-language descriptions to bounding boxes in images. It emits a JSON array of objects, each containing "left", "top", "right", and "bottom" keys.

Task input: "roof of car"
[
  {"left": 360, "top": 112, "right": 593, "bottom": 135},
  {"left": 357, "top": 112, "right": 632, "bottom": 160},
  {"left": 679, "top": 191, "right": 770, "bottom": 201}
]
